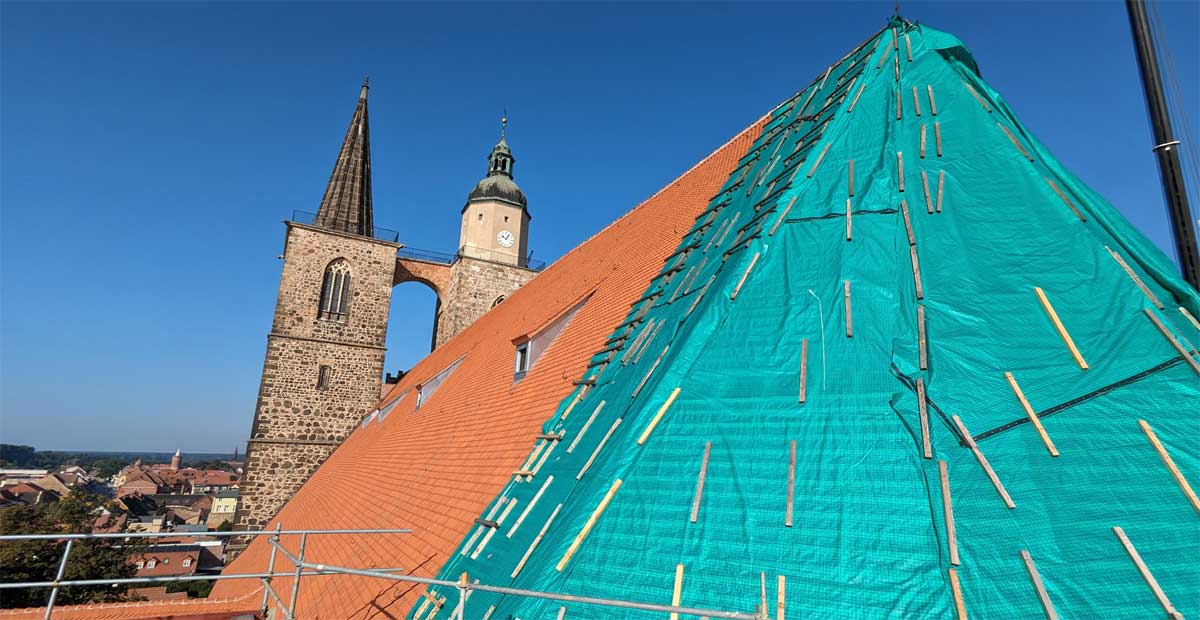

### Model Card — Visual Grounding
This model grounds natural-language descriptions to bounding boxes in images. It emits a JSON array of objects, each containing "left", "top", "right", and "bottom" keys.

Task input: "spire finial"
[
  {"left": 500, "top": 109, "right": 507, "bottom": 139},
  {"left": 359, "top": 75, "right": 369, "bottom": 100}
]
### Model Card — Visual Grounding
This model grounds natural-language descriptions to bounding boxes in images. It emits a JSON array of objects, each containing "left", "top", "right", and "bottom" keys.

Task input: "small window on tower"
[
  {"left": 504, "top": 216, "right": 509, "bottom": 223},
  {"left": 317, "top": 365, "right": 332, "bottom": 390},
  {"left": 318, "top": 259, "right": 352, "bottom": 322},
  {"left": 478, "top": 213, "right": 483, "bottom": 221}
]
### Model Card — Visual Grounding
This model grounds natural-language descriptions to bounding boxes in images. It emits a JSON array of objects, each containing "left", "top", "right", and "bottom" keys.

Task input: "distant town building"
[
  {"left": 131, "top": 545, "right": 200, "bottom": 578},
  {"left": 206, "top": 490, "right": 238, "bottom": 529}
]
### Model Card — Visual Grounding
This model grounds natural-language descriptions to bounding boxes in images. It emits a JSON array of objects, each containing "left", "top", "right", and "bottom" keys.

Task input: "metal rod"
[
  {"left": 1125, "top": 0, "right": 1200, "bottom": 289},
  {"left": 43, "top": 538, "right": 73, "bottom": 620},
  {"left": 262, "top": 577, "right": 288, "bottom": 613},
  {"left": 1, "top": 568, "right": 398, "bottom": 590},
  {"left": 0, "top": 528, "right": 410, "bottom": 541},
  {"left": 287, "top": 532, "right": 308, "bottom": 619},
  {"left": 266, "top": 537, "right": 762, "bottom": 620},
  {"left": 260, "top": 523, "right": 281, "bottom": 612}
]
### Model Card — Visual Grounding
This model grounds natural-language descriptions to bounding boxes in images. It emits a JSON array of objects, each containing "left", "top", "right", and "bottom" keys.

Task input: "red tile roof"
[
  {"left": 131, "top": 547, "right": 200, "bottom": 577},
  {"left": 209, "top": 116, "right": 764, "bottom": 618},
  {"left": 0, "top": 589, "right": 262, "bottom": 620}
]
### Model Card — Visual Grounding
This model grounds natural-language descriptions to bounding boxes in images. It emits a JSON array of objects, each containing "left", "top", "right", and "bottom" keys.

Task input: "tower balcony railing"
[
  {"left": 457, "top": 245, "right": 546, "bottom": 271},
  {"left": 289, "top": 210, "right": 401, "bottom": 244},
  {"left": 397, "top": 247, "right": 457, "bottom": 265}
]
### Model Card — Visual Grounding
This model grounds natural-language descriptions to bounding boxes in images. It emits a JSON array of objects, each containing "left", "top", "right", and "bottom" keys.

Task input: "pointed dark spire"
[{"left": 314, "top": 78, "right": 374, "bottom": 236}]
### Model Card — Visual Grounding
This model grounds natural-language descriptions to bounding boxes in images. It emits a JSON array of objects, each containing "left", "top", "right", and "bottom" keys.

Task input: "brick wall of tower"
[
  {"left": 434, "top": 256, "right": 538, "bottom": 348},
  {"left": 234, "top": 222, "right": 397, "bottom": 537}
]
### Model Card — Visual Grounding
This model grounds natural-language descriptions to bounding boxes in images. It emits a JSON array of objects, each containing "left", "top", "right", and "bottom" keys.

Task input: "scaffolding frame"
[{"left": 0, "top": 528, "right": 768, "bottom": 620}]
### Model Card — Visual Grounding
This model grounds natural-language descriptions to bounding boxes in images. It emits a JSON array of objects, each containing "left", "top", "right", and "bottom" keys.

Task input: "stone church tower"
[
  {"left": 233, "top": 86, "right": 542, "bottom": 546},
  {"left": 432, "top": 121, "right": 540, "bottom": 347},
  {"left": 232, "top": 80, "right": 400, "bottom": 543}
]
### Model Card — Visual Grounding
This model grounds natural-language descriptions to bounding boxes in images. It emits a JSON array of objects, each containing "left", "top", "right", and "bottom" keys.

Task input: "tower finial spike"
[
  {"left": 359, "top": 75, "right": 369, "bottom": 100},
  {"left": 501, "top": 109, "right": 507, "bottom": 139}
]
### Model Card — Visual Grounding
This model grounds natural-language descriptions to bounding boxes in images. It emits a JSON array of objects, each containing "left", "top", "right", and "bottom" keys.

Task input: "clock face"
[{"left": 496, "top": 230, "right": 515, "bottom": 248}]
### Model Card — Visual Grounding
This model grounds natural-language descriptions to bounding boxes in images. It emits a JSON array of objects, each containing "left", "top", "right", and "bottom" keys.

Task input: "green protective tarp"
[{"left": 421, "top": 18, "right": 1200, "bottom": 620}]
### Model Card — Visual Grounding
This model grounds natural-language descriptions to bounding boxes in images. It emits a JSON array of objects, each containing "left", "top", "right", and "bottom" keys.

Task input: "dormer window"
[
  {"left": 512, "top": 295, "right": 590, "bottom": 382},
  {"left": 415, "top": 357, "right": 464, "bottom": 411}
]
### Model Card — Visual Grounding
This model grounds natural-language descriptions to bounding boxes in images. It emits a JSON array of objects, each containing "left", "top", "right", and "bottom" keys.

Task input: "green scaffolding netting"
[{"left": 419, "top": 18, "right": 1200, "bottom": 620}]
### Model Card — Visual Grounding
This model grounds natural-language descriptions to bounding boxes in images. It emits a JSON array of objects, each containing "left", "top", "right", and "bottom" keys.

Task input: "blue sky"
[{"left": 2, "top": 1, "right": 1197, "bottom": 453}]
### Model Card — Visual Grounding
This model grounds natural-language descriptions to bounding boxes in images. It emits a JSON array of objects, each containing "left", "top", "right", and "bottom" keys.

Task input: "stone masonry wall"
[
  {"left": 234, "top": 222, "right": 397, "bottom": 536},
  {"left": 435, "top": 256, "right": 538, "bottom": 348}
]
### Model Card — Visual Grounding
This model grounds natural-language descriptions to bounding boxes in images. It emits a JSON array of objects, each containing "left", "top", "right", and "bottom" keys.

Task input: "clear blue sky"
[{"left": 2, "top": 2, "right": 1196, "bottom": 453}]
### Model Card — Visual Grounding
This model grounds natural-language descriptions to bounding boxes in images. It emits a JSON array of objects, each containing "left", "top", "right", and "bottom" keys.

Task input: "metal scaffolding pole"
[
  {"left": 0, "top": 527, "right": 411, "bottom": 619},
  {"left": 266, "top": 537, "right": 766, "bottom": 620},
  {"left": 1126, "top": 0, "right": 1200, "bottom": 289},
  {"left": 42, "top": 539, "right": 73, "bottom": 620}
]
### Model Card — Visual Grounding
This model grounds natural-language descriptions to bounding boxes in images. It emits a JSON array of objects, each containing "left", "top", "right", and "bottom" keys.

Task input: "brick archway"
[{"left": 393, "top": 257, "right": 451, "bottom": 301}]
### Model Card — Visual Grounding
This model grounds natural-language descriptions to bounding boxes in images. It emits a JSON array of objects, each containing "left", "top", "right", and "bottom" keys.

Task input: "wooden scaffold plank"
[
  {"left": 901, "top": 200, "right": 916, "bottom": 246},
  {"left": 1033, "top": 287, "right": 1089, "bottom": 369},
  {"left": 807, "top": 143, "right": 832, "bottom": 178},
  {"left": 953, "top": 415, "right": 1016, "bottom": 509},
  {"left": 939, "top": 461, "right": 959, "bottom": 565},
  {"left": 1020, "top": 550, "right": 1059, "bottom": 620},
  {"left": 670, "top": 564, "right": 685, "bottom": 620},
  {"left": 1043, "top": 177, "right": 1087, "bottom": 222},
  {"left": 927, "top": 85, "right": 938, "bottom": 116},
  {"left": 848, "top": 81, "right": 868, "bottom": 113},
  {"left": 935, "top": 122, "right": 943, "bottom": 157},
  {"left": 1139, "top": 419, "right": 1200, "bottom": 515},
  {"left": 911, "top": 246, "right": 925, "bottom": 299},
  {"left": 690, "top": 442, "right": 712, "bottom": 523},
  {"left": 730, "top": 252, "right": 761, "bottom": 300},
  {"left": 785, "top": 440, "right": 797, "bottom": 527},
  {"left": 512, "top": 504, "right": 562, "bottom": 578},
  {"left": 920, "top": 124, "right": 927, "bottom": 158},
  {"left": 1144, "top": 308, "right": 1200, "bottom": 376},
  {"left": 922, "top": 171, "right": 934, "bottom": 214},
  {"left": 949, "top": 568, "right": 967, "bottom": 620},
  {"left": 963, "top": 81, "right": 992, "bottom": 112},
  {"left": 897, "top": 152, "right": 906, "bottom": 192},
  {"left": 912, "top": 86, "right": 922, "bottom": 116},
  {"left": 998, "top": 122, "right": 1034, "bottom": 162},
  {"left": 917, "top": 378, "right": 931, "bottom": 459},
  {"left": 1112, "top": 526, "right": 1184, "bottom": 620},
  {"left": 637, "top": 387, "right": 682, "bottom": 445},
  {"left": 1105, "top": 246, "right": 1164, "bottom": 308},
  {"left": 557, "top": 479, "right": 623, "bottom": 571},
  {"left": 508, "top": 475, "right": 555, "bottom": 539},
  {"left": 844, "top": 280, "right": 854, "bottom": 338},
  {"left": 576, "top": 418, "right": 621, "bottom": 480},
  {"left": 846, "top": 199, "right": 853, "bottom": 241},
  {"left": 937, "top": 170, "right": 945, "bottom": 212},
  {"left": 799, "top": 338, "right": 809, "bottom": 403},
  {"left": 917, "top": 304, "right": 928, "bottom": 370},
  {"left": 777, "top": 575, "right": 787, "bottom": 620},
  {"left": 1004, "top": 372, "right": 1060, "bottom": 457},
  {"left": 567, "top": 400, "right": 606, "bottom": 454}
]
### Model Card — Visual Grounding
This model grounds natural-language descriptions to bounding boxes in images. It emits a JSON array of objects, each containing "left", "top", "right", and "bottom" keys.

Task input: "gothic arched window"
[{"left": 318, "top": 259, "right": 352, "bottom": 322}]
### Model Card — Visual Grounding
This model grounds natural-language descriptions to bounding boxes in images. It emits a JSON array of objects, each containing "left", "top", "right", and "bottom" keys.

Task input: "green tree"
[{"left": 0, "top": 494, "right": 139, "bottom": 609}]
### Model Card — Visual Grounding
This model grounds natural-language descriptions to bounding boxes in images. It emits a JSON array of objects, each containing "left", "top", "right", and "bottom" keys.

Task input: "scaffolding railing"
[{"left": 0, "top": 528, "right": 768, "bottom": 620}]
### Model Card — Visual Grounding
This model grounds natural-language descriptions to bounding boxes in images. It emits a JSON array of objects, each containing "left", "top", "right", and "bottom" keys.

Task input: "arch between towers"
[
  {"left": 393, "top": 257, "right": 451, "bottom": 299},
  {"left": 393, "top": 257, "right": 453, "bottom": 351}
]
